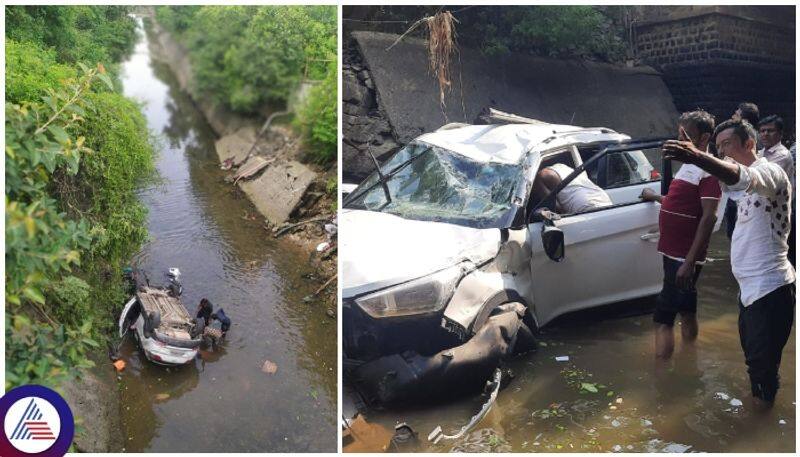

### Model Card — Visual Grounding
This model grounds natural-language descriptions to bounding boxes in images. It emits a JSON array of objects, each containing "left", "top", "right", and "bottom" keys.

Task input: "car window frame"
[{"left": 529, "top": 137, "right": 672, "bottom": 222}]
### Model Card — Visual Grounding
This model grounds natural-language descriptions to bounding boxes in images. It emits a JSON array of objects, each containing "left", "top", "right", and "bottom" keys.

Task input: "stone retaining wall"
[{"left": 634, "top": 7, "right": 795, "bottom": 140}]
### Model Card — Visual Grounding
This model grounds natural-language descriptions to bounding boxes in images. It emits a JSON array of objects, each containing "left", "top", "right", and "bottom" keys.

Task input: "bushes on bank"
[
  {"left": 5, "top": 5, "right": 136, "bottom": 70},
  {"left": 5, "top": 6, "right": 154, "bottom": 389},
  {"left": 295, "top": 60, "right": 338, "bottom": 164}
]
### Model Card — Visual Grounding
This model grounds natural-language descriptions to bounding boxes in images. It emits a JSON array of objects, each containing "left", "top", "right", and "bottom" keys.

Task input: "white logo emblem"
[{"left": 3, "top": 397, "right": 61, "bottom": 453}]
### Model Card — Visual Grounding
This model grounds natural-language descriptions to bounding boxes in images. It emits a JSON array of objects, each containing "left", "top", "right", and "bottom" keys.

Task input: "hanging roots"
[{"left": 426, "top": 11, "right": 457, "bottom": 116}]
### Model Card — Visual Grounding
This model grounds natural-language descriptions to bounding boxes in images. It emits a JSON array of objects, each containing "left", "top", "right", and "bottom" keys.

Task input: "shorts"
[{"left": 653, "top": 256, "right": 703, "bottom": 326}]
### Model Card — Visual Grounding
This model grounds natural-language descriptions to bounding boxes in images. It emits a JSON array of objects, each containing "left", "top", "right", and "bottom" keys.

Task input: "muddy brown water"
[
  {"left": 115, "top": 18, "right": 336, "bottom": 452},
  {"left": 358, "top": 232, "right": 795, "bottom": 453}
]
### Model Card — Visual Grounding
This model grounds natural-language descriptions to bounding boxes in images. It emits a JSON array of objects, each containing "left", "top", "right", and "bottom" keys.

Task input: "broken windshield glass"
[{"left": 345, "top": 142, "right": 524, "bottom": 228}]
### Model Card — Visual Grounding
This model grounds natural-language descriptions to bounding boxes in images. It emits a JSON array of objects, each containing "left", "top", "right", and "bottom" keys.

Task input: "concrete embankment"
[
  {"left": 343, "top": 31, "right": 680, "bottom": 181},
  {"left": 60, "top": 358, "right": 124, "bottom": 452},
  {"left": 148, "top": 20, "right": 319, "bottom": 227}
]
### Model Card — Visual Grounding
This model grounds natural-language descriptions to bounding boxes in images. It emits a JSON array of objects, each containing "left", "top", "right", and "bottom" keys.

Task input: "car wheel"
[{"left": 513, "top": 320, "right": 538, "bottom": 355}]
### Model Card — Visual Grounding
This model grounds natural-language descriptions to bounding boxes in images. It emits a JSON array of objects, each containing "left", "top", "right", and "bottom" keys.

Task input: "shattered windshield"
[{"left": 345, "top": 142, "right": 524, "bottom": 228}]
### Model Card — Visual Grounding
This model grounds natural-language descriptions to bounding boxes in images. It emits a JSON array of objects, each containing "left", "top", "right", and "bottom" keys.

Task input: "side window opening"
[{"left": 579, "top": 146, "right": 659, "bottom": 190}]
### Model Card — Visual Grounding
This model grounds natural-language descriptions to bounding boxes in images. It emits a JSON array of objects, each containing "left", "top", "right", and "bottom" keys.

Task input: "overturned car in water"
[
  {"left": 119, "top": 268, "right": 204, "bottom": 366},
  {"left": 343, "top": 115, "right": 672, "bottom": 406}
]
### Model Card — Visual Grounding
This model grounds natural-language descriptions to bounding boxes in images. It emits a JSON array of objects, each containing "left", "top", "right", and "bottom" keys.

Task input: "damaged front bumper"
[{"left": 347, "top": 302, "right": 532, "bottom": 406}]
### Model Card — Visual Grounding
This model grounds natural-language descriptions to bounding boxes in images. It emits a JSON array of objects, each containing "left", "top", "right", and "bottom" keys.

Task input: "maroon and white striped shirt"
[{"left": 657, "top": 163, "right": 721, "bottom": 262}]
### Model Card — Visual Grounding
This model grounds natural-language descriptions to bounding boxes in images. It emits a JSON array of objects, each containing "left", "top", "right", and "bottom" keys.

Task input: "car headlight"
[{"left": 355, "top": 265, "right": 464, "bottom": 318}]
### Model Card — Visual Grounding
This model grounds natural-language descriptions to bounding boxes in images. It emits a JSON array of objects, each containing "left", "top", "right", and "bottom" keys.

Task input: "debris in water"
[
  {"left": 661, "top": 442, "right": 692, "bottom": 453},
  {"left": 326, "top": 308, "right": 336, "bottom": 318},
  {"left": 729, "top": 398, "right": 743, "bottom": 407},
  {"left": 262, "top": 360, "right": 278, "bottom": 374},
  {"left": 714, "top": 392, "right": 730, "bottom": 401},
  {"left": 113, "top": 359, "right": 126, "bottom": 372},
  {"left": 778, "top": 419, "right": 787, "bottom": 425},
  {"left": 615, "top": 397, "right": 623, "bottom": 404},
  {"left": 155, "top": 393, "right": 170, "bottom": 401},
  {"left": 342, "top": 414, "right": 393, "bottom": 452},
  {"left": 611, "top": 419, "right": 621, "bottom": 427},
  {"left": 555, "top": 356, "right": 569, "bottom": 362},
  {"left": 612, "top": 444, "right": 622, "bottom": 452},
  {"left": 641, "top": 419, "right": 653, "bottom": 427}
]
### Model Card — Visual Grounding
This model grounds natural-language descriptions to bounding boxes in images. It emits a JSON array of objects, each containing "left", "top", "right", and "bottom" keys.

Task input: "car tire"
[
  {"left": 190, "top": 317, "right": 205, "bottom": 339},
  {"left": 513, "top": 320, "right": 538, "bottom": 355}
]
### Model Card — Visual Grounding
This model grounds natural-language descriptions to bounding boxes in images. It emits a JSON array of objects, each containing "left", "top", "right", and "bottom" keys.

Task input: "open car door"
[
  {"left": 528, "top": 138, "right": 669, "bottom": 326},
  {"left": 118, "top": 296, "right": 139, "bottom": 338}
]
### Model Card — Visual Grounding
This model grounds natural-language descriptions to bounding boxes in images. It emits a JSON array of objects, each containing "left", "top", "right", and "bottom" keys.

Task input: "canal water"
[
  {"left": 115, "top": 18, "right": 336, "bottom": 452},
  {"left": 361, "top": 232, "right": 795, "bottom": 452}
]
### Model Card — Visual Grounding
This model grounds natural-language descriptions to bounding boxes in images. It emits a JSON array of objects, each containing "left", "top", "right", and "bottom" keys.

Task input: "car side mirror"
[{"left": 541, "top": 224, "right": 565, "bottom": 262}]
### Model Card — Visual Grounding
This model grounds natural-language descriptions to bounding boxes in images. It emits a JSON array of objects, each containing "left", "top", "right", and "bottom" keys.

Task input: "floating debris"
[
  {"left": 155, "top": 393, "right": 170, "bottom": 401},
  {"left": 729, "top": 398, "right": 743, "bottom": 407},
  {"left": 555, "top": 356, "right": 570, "bottom": 362},
  {"left": 261, "top": 360, "right": 278, "bottom": 374},
  {"left": 611, "top": 419, "right": 621, "bottom": 427},
  {"left": 779, "top": 419, "right": 787, "bottom": 425},
  {"left": 714, "top": 392, "right": 730, "bottom": 401}
]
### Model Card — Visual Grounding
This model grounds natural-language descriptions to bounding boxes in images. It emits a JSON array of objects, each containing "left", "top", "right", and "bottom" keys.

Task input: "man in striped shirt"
[{"left": 641, "top": 110, "right": 721, "bottom": 360}]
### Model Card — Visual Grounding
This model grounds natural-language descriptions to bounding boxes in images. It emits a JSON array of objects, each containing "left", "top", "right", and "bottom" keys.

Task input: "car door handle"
[{"left": 640, "top": 230, "right": 660, "bottom": 242}]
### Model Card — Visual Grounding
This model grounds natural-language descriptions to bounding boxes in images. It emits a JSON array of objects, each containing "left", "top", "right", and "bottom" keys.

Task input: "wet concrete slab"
[{"left": 238, "top": 160, "right": 317, "bottom": 225}]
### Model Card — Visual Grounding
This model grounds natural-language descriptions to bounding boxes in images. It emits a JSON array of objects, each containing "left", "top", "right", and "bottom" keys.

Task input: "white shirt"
[
  {"left": 723, "top": 157, "right": 795, "bottom": 306},
  {"left": 759, "top": 142, "right": 795, "bottom": 189},
  {"left": 548, "top": 163, "right": 613, "bottom": 214}
]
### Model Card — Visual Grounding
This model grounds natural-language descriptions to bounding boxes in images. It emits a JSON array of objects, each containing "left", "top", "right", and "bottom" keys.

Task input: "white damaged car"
[
  {"left": 119, "top": 268, "right": 204, "bottom": 366},
  {"left": 342, "top": 120, "right": 672, "bottom": 405}
]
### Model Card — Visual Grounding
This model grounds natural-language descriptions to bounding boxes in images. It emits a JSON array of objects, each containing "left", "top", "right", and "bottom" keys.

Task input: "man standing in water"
[
  {"left": 758, "top": 115, "right": 796, "bottom": 267},
  {"left": 724, "top": 102, "right": 762, "bottom": 239},
  {"left": 662, "top": 119, "right": 795, "bottom": 407},
  {"left": 641, "top": 110, "right": 720, "bottom": 360}
]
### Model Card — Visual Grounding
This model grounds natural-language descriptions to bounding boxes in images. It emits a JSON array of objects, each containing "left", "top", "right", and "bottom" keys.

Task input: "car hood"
[{"left": 341, "top": 209, "right": 502, "bottom": 298}]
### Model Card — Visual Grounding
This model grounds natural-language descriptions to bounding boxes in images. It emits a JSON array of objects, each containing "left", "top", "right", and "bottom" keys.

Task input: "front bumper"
[
  {"left": 139, "top": 334, "right": 198, "bottom": 365},
  {"left": 347, "top": 302, "right": 531, "bottom": 406}
]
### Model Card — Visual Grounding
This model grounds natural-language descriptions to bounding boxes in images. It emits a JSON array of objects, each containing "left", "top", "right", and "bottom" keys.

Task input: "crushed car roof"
[{"left": 416, "top": 123, "right": 628, "bottom": 164}]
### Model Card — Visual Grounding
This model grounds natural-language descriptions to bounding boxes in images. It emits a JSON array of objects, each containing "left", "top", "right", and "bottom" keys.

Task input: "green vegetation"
[
  {"left": 350, "top": 5, "right": 628, "bottom": 62},
  {"left": 463, "top": 6, "right": 626, "bottom": 60},
  {"left": 5, "top": 6, "right": 154, "bottom": 390},
  {"left": 156, "top": 5, "right": 337, "bottom": 164}
]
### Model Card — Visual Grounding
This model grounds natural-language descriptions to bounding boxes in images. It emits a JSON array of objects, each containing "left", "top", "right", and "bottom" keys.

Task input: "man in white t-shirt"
[
  {"left": 662, "top": 118, "right": 795, "bottom": 408},
  {"left": 758, "top": 115, "right": 795, "bottom": 267},
  {"left": 532, "top": 163, "right": 613, "bottom": 214}
]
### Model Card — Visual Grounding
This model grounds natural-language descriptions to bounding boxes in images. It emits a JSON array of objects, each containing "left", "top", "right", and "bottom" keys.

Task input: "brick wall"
[{"left": 635, "top": 9, "right": 795, "bottom": 142}]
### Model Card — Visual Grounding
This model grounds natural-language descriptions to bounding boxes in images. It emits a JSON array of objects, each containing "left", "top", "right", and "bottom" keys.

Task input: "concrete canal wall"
[
  {"left": 149, "top": 20, "right": 317, "bottom": 225},
  {"left": 343, "top": 31, "right": 680, "bottom": 182}
]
